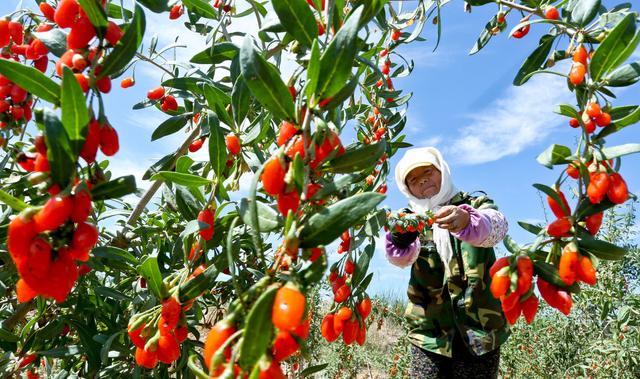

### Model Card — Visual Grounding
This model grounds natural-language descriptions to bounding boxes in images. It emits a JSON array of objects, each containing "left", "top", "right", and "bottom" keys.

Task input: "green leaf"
[
  {"left": 0, "top": 189, "right": 29, "bottom": 211},
  {"left": 151, "top": 114, "right": 191, "bottom": 141},
  {"left": 503, "top": 235, "right": 522, "bottom": 254},
  {"left": 536, "top": 144, "right": 572, "bottom": 168},
  {"left": 576, "top": 198, "right": 616, "bottom": 219},
  {"left": 533, "top": 261, "right": 580, "bottom": 293},
  {"left": 518, "top": 221, "right": 543, "bottom": 235},
  {"left": 136, "top": 0, "right": 168, "bottom": 12},
  {"left": 326, "top": 141, "right": 386, "bottom": 173},
  {"left": 98, "top": 5, "right": 145, "bottom": 79},
  {"left": 32, "top": 29, "right": 68, "bottom": 57},
  {"left": 238, "top": 286, "right": 277, "bottom": 370},
  {"left": 239, "top": 198, "right": 281, "bottom": 232},
  {"left": 554, "top": 104, "right": 581, "bottom": 119},
  {"left": 99, "top": 331, "right": 123, "bottom": 364},
  {"left": 203, "top": 84, "right": 234, "bottom": 127},
  {"left": 138, "top": 256, "right": 169, "bottom": 299},
  {"left": 570, "top": 0, "right": 601, "bottom": 26},
  {"left": 514, "top": 34, "right": 555, "bottom": 86},
  {"left": 90, "top": 175, "right": 137, "bottom": 201},
  {"left": 151, "top": 172, "right": 211, "bottom": 187},
  {"left": 94, "top": 286, "right": 131, "bottom": 301},
  {"left": 590, "top": 14, "right": 638, "bottom": 82},
  {"left": 162, "top": 77, "right": 206, "bottom": 94},
  {"left": 78, "top": 0, "right": 109, "bottom": 28},
  {"left": 182, "top": 0, "right": 217, "bottom": 18},
  {"left": 239, "top": 37, "right": 296, "bottom": 121},
  {"left": 315, "top": 73, "right": 360, "bottom": 110},
  {"left": 311, "top": 173, "right": 364, "bottom": 200},
  {"left": 596, "top": 105, "right": 640, "bottom": 138},
  {"left": 299, "top": 193, "right": 384, "bottom": 248},
  {"left": 272, "top": 0, "right": 318, "bottom": 47},
  {"left": 43, "top": 110, "right": 74, "bottom": 187},
  {"left": 107, "top": 3, "right": 133, "bottom": 19},
  {"left": 0, "top": 59, "right": 60, "bottom": 104},
  {"left": 316, "top": 6, "right": 363, "bottom": 99},
  {"left": 604, "top": 62, "right": 640, "bottom": 87},
  {"left": 578, "top": 235, "right": 627, "bottom": 261},
  {"left": 143, "top": 152, "right": 177, "bottom": 180},
  {"left": 61, "top": 67, "right": 89, "bottom": 156},
  {"left": 300, "top": 363, "right": 329, "bottom": 378},
  {"left": 231, "top": 75, "right": 250, "bottom": 126},
  {"left": 350, "top": 0, "right": 388, "bottom": 28},
  {"left": 601, "top": 143, "right": 640, "bottom": 159},
  {"left": 179, "top": 264, "right": 220, "bottom": 303},
  {"left": 469, "top": 15, "right": 498, "bottom": 55},
  {"left": 191, "top": 43, "right": 239, "bottom": 64},
  {"left": 304, "top": 40, "right": 321, "bottom": 100},
  {"left": 92, "top": 246, "right": 137, "bottom": 267},
  {"left": 206, "top": 113, "right": 227, "bottom": 180}
]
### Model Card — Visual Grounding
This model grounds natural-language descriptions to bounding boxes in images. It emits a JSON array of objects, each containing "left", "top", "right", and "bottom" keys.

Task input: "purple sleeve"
[
  {"left": 452, "top": 204, "right": 508, "bottom": 247},
  {"left": 384, "top": 232, "right": 420, "bottom": 268}
]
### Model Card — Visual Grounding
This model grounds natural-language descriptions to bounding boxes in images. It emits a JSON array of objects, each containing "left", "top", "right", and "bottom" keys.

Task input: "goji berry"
[
  {"left": 544, "top": 6, "right": 559, "bottom": 20},
  {"left": 105, "top": 21, "right": 124, "bottom": 46},
  {"left": 585, "top": 212, "right": 603, "bottom": 236},
  {"left": 569, "top": 62, "right": 586, "bottom": 85},
  {"left": 197, "top": 208, "right": 214, "bottom": 240},
  {"left": 521, "top": 294, "right": 539, "bottom": 324},
  {"left": 321, "top": 314, "right": 339, "bottom": 342},
  {"left": 120, "top": 77, "right": 135, "bottom": 88},
  {"left": 334, "top": 284, "right": 351, "bottom": 303},
  {"left": 147, "top": 86, "right": 165, "bottom": 100},
  {"left": 169, "top": 4, "right": 184, "bottom": 20},
  {"left": 261, "top": 157, "right": 286, "bottom": 196},
  {"left": 203, "top": 320, "right": 235, "bottom": 369},
  {"left": 272, "top": 285, "right": 305, "bottom": 331},
  {"left": 54, "top": 0, "right": 79, "bottom": 28},
  {"left": 607, "top": 172, "right": 628, "bottom": 204},
  {"left": 40, "top": 2, "right": 56, "bottom": 21},
  {"left": 577, "top": 254, "right": 597, "bottom": 285},
  {"left": 277, "top": 190, "right": 300, "bottom": 216},
  {"left": 33, "top": 195, "right": 73, "bottom": 232},
  {"left": 225, "top": 133, "right": 241, "bottom": 155},
  {"left": 547, "top": 189, "right": 571, "bottom": 218},
  {"left": 99, "top": 124, "right": 119, "bottom": 156},
  {"left": 71, "top": 222, "right": 98, "bottom": 256},
  {"left": 135, "top": 346, "right": 158, "bottom": 369},
  {"left": 67, "top": 16, "right": 95, "bottom": 49},
  {"left": 546, "top": 217, "right": 572, "bottom": 238}
]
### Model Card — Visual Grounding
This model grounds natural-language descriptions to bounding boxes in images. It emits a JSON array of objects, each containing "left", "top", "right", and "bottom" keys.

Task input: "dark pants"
[{"left": 410, "top": 333, "right": 500, "bottom": 379}]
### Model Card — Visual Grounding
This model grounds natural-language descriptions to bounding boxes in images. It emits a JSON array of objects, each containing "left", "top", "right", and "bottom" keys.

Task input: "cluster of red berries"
[
  {"left": 384, "top": 210, "right": 434, "bottom": 233},
  {"left": 129, "top": 296, "right": 190, "bottom": 369},
  {"left": 489, "top": 255, "right": 540, "bottom": 324},
  {"left": 321, "top": 295, "right": 371, "bottom": 346},
  {"left": 8, "top": 184, "right": 98, "bottom": 303},
  {"left": 147, "top": 86, "right": 179, "bottom": 113}
]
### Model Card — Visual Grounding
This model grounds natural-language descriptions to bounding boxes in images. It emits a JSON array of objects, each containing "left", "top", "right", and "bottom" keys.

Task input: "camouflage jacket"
[{"left": 403, "top": 191, "right": 510, "bottom": 357}]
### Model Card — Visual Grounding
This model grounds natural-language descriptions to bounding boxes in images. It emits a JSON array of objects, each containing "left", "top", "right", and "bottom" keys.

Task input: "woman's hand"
[{"left": 434, "top": 205, "right": 470, "bottom": 233}]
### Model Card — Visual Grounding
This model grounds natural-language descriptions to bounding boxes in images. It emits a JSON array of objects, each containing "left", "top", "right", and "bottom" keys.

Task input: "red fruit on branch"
[
  {"left": 225, "top": 133, "right": 241, "bottom": 155},
  {"left": 558, "top": 243, "right": 579, "bottom": 285},
  {"left": 321, "top": 314, "right": 339, "bottom": 342},
  {"left": 537, "top": 278, "right": 572, "bottom": 315},
  {"left": 569, "top": 62, "right": 586, "bottom": 85},
  {"left": 584, "top": 212, "right": 603, "bottom": 236},
  {"left": 607, "top": 173, "right": 628, "bottom": 204},
  {"left": 391, "top": 29, "right": 401, "bottom": 41},
  {"left": 71, "top": 222, "right": 99, "bottom": 256},
  {"left": 96, "top": 76, "right": 112, "bottom": 94},
  {"left": 189, "top": 137, "right": 205, "bottom": 152},
  {"left": 585, "top": 102, "right": 601, "bottom": 118},
  {"left": 156, "top": 334, "right": 180, "bottom": 364},
  {"left": 272, "top": 331, "right": 299, "bottom": 361},
  {"left": 197, "top": 208, "right": 215, "bottom": 240},
  {"left": 512, "top": 20, "right": 530, "bottom": 38},
  {"left": 595, "top": 112, "right": 611, "bottom": 127},
  {"left": 169, "top": 4, "right": 184, "bottom": 20},
  {"left": 203, "top": 320, "right": 236, "bottom": 369},
  {"left": 147, "top": 86, "right": 165, "bottom": 100},
  {"left": 272, "top": 285, "right": 305, "bottom": 332},
  {"left": 489, "top": 256, "right": 510, "bottom": 277},
  {"left": 545, "top": 6, "right": 559, "bottom": 20},
  {"left": 54, "top": 0, "right": 79, "bottom": 29},
  {"left": 40, "top": 2, "right": 56, "bottom": 22},
  {"left": 516, "top": 255, "right": 533, "bottom": 294},
  {"left": 99, "top": 124, "right": 119, "bottom": 156},
  {"left": 503, "top": 300, "right": 521, "bottom": 325},
  {"left": 67, "top": 16, "right": 95, "bottom": 49},
  {"left": 569, "top": 118, "right": 580, "bottom": 128},
  {"left": 135, "top": 347, "right": 158, "bottom": 369},
  {"left": 261, "top": 157, "right": 286, "bottom": 196},
  {"left": 342, "top": 317, "right": 359, "bottom": 345},
  {"left": 121, "top": 77, "right": 135, "bottom": 88},
  {"left": 546, "top": 217, "right": 572, "bottom": 238},
  {"left": 566, "top": 161, "right": 580, "bottom": 179},
  {"left": 9, "top": 22, "right": 24, "bottom": 45},
  {"left": 521, "top": 295, "right": 539, "bottom": 324},
  {"left": 587, "top": 172, "right": 610, "bottom": 204},
  {"left": 334, "top": 284, "right": 351, "bottom": 303},
  {"left": 277, "top": 190, "right": 300, "bottom": 216},
  {"left": 277, "top": 121, "right": 298, "bottom": 146},
  {"left": 34, "top": 195, "right": 74, "bottom": 232},
  {"left": 105, "top": 21, "right": 124, "bottom": 46},
  {"left": 577, "top": 255, "right": 597, "bottom": 285},
  {"left": 490, "top": 271, "right": 510, "bottom": 299},
  {"left": 345, "top": 258, "right": 355, "bottom": 274},
  {"left": 573, "top": 45, "right": 588, "bottom": 65},
  {"left": 161, "top": 95, "right": 178, "bottom": 112},
  {"left": 547, "top": 189, "right": 571, "bottom": 218},
  {"left": 357, "top": 297, "right": 372, "bottom": 319},
  {"left": 80, "top": 119, "right": 101, "bottom": 163}
]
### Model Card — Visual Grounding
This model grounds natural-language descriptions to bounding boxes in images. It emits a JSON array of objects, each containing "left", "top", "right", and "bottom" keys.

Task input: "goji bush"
[{"left": 0, "top": 0, "right": 637, "bottom": 378}]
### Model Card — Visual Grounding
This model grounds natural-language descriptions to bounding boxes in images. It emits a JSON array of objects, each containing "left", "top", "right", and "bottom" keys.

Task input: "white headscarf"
[{"left": 394, "top": 147, "right": 459, "bottom": 273}]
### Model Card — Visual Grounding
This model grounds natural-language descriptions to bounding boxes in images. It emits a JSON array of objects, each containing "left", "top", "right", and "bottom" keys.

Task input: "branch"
[
  {"left": 121, "top": 126, "right": 201, "bottom": 232},
  {"left": 496, "top": 0, "right": 540, "bottom": 15},
  {"left": 135, "top": 53, "right": 176, "bottom": 78}
]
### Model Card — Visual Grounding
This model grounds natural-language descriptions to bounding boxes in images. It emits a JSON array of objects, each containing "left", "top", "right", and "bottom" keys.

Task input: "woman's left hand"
[{"left": 434, "top": 205, "right": 470, "bottom": 233}]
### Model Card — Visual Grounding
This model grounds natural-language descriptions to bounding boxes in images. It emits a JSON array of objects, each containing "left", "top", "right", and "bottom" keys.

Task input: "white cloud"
[{"left": 445, "top": 62, "right": 573, "bottom": 165}]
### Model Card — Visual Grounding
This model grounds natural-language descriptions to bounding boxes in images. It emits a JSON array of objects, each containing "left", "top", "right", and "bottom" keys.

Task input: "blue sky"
[{"left": 2, "top": 1, "right": 639, "bottom": 298}]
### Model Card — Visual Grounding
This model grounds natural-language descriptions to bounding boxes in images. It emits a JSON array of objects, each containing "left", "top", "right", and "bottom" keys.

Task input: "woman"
[{"left": 385, "top": 147, "right": 510, "bottom": 378}]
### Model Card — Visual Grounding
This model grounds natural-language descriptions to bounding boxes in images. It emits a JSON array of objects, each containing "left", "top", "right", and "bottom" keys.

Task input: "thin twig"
[
  {"left": 135, "top": 52, "right": 176, "bottom": 78},
  {"left": 121, "top": 126, "right": 201, "bottom": 232}
]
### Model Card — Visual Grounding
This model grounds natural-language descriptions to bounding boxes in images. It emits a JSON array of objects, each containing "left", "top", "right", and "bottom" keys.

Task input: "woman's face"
[{"left": 405, "top": 165, "right": 442, "bottom": 199}]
